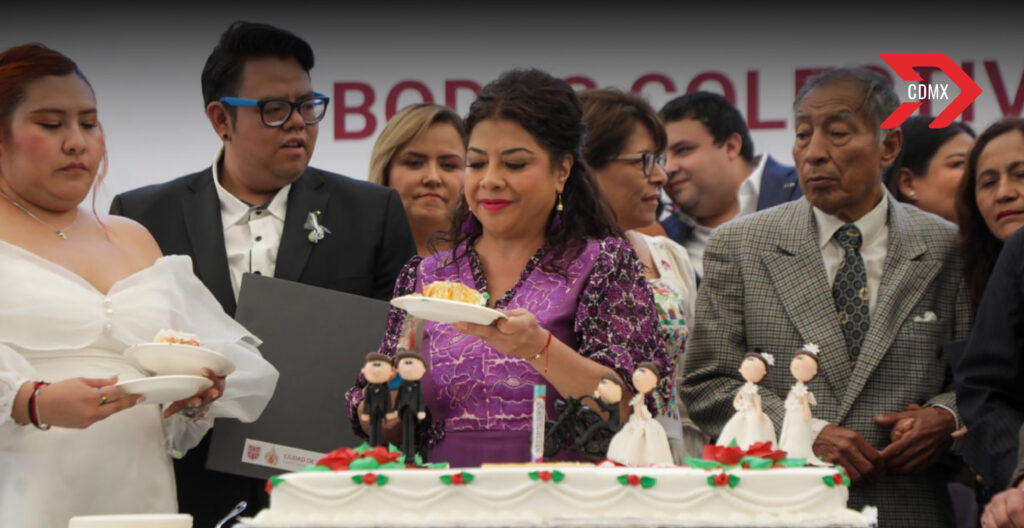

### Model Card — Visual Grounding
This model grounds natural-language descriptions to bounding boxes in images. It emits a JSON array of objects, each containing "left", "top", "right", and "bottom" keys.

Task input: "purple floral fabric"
[{"left": 345, "top": 236, "right": 669, "bottom": 464}]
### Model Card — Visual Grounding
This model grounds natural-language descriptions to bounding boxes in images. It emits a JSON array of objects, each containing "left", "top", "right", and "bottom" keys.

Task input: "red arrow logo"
[{"left": 879, "top": 54, "right": 982, "bottom": 129}]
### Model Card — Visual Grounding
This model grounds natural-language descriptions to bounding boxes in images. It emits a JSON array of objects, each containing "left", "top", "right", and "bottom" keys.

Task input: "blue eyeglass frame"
[{"left": 218, "top": 92, "right": 331, "bottom": 127}]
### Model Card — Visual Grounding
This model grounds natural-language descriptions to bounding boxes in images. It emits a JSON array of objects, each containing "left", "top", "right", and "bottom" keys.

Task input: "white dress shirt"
[
  {"left": 684, "top": 224, "right": 714, "bottom": 278},
  {"left": 736, "top": 154, "right": 768, "bottom": 218},
  {"left": 212, "top": 154, "right": 290, "bottom": 300},
  {"left": 679, "top": 154, "right": 769, "bottom": 278},
  {"left": 812, "top": 193, "right": 889, "bottom": 315}
]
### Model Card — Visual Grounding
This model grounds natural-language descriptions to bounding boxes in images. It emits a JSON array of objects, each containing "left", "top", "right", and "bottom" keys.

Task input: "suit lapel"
[
  {"left": 762, "top": 203, "right": 850, "bottom": 403},
  {"left": 836, "top": 200, "right": 941, "bottom": 420},
  {"left": 183, "top": 170, "right": 236, "bottom": 314},
  {"left": 275, "top": 170, "right": 329, "bottom": 282},
  {"left": 756, "top": 156, "right": 799, "bottom": 210}
]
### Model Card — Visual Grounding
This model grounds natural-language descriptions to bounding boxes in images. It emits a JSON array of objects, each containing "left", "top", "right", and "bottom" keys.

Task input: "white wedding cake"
[{"left": 242, "top": 461, "right": 875, "bottom": 527}]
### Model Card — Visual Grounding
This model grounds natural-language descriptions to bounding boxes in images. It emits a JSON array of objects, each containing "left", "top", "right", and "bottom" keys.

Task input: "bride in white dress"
[
  {"left": 778, "top": 344, "right": 827, "bottom": 465},
  {"left": 716, "top": 351, "right": 777, "bottom": 449},
  {"left": 606, "top": 362, "right": 673, "bottom": 466},
  {"left": 0, "top": 44, "right": 279, "bottom": 527}
]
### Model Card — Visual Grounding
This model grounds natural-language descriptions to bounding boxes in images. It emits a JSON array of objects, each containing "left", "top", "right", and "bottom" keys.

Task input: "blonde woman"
[{"left": 369, "top": 104, "right": 466, "bottom": 256}]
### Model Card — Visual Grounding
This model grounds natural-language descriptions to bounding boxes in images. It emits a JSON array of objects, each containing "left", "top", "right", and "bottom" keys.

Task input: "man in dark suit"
[
  {"left": 658, "top": 92, "right": 802, "bottom": 277},
  {"left": 958, "top": 226, "right": 1024, "bottom": 494},
  {"left": 110, "top": 22, "right": 415, "bottom": 526},
  {"left": 681, "top": 68, "right": 972, "bottom": 526},
  {"left": 390, "top": 351, "right": 426, "bottom": 460}
]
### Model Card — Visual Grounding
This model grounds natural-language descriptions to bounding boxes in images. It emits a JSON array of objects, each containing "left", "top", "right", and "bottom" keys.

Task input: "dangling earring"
[
  {"left": 549, "top": 192, "right": 563, "bottom": 233},
  {"left": 462, "top": 213, "right": 482, "bottom": 236}
]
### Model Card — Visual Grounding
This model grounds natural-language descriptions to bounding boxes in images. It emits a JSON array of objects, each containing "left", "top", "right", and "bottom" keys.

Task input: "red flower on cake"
[
  {"left": 362, "top": 473, "right": 378, "bottom": 485},
  {"left": 626, "top": 475, "right": 641, "bottom": 486},
  {"left": 451, "top": 473, "right": 465, "bottom": 485},
  {"left": 713, "top": 473, "right": 730, "bottom": 487},
  {"left": 703, "top": 444, "right": 744, "bottom": 466},
  {"left": 744, "top": 441, "right": 788, "bottom": 462},
  {"left": 364, "top": 446, "right": 403, "bottom": 465},
  {"left": 832, "top": 473, "right": 843, "bottom": 485},
  {"left": 317, "top": 447, "right": 359, "bottom": 470},
  {"left": 538, "top": 470, "right": 553, "bottom": 482}
]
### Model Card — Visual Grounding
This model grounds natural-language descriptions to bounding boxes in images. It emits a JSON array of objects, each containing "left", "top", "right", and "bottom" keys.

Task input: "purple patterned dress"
[{"left": 346, "top": 237, "right": 668, "bottom": 467}]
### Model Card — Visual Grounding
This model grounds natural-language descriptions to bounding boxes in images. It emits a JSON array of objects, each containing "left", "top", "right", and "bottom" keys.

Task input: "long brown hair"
[{"left": 955, "top": 117, "right": 1024, "bottom": 309}]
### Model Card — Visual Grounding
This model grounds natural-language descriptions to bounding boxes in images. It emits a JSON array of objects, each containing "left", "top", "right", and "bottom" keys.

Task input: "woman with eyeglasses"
[
  {"left": 580, "top": 88, "right": 704, "bottom": 462},
  {"left": 0, "top": 44, "right": 278, "bottom": 526},
  {"left": 346, "top": 69, "right": 670, "bottom": 466}
]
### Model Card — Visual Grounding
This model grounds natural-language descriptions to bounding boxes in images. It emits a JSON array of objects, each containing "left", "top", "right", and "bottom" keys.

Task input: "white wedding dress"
[
  {"left": 0, "top": 241, "right": 279, "bottom": 528},
  {"left": 716, "top": 381, "right": 777, "bottom": 450},
  {"left": 778, "top": 382, "right": 826, "bottom": 465},
  {"left": 605, "top": 395, "right": 674, "bottom": 466}
]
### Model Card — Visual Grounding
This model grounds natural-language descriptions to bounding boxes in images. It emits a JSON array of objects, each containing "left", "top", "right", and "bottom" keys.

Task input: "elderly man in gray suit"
[{"left": 681, "top": 67, "right": 972, "bottom": 527}]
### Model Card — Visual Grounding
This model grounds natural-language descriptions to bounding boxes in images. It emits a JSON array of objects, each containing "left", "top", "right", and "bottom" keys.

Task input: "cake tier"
[{"left": 244, "top": 466, "right": 875, "bottom": 527}]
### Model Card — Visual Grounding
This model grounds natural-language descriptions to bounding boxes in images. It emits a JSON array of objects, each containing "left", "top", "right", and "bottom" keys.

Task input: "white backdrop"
[{"left": 2, "top": 5, "right": 1022, "bottom": 210}]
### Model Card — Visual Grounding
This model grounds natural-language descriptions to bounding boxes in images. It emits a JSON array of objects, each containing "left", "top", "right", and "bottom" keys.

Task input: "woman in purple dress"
[{"left": 346, "top": 69, "right": 669, "bottom": 467}]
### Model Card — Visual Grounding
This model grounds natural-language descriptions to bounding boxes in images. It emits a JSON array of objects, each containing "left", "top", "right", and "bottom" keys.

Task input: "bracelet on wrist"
[
  {"left": 530, "top": 330, "right": 553, "bottom": 374},
  {"left": 28, "top": 381, "right": 51, "bottom": 431}
]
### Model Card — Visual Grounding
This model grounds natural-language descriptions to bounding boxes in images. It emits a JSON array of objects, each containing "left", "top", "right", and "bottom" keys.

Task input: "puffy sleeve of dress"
[
  {"left": 153, "top": 257, "right": 280, "bottom": 455},
  {"left": 0, "top": 344, "right": 34, "bottom": 445},
  {"left": 575, "top": 237, "right": 669, "bottom": 411},
  {"left": 345, "top": 256, "right": 422, "bottom": 437}
]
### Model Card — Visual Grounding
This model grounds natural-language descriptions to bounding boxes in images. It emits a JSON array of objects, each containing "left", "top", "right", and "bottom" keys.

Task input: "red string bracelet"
[
  {"left": 28, "top": 381, "right": 51, "bottom": 431},
  {"left": 530, "top": 330, "right": 553, "bottom": 374}
]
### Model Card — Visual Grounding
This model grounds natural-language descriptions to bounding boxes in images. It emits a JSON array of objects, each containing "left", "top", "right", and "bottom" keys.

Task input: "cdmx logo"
[{"left": 880, "top": 54, "right": 982, "bottom": 129}]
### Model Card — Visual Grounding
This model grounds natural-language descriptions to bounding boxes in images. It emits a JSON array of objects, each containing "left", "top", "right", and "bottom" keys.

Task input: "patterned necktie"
[{"left": 832, "top": 224, "right": 869, "bottom": 360}]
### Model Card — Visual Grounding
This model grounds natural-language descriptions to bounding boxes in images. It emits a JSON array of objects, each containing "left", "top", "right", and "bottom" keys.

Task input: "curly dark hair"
[
  {"left": 436, "top": 69, "right": 622, "bottom": 274},
  {"left": 956, "top": 117, "right": 1024, "bottom": 310}
]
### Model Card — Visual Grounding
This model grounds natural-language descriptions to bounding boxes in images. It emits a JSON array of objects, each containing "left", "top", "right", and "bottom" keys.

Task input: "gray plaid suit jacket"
[{"left": 681, "top": 196, "right": 973, "bottom": 527}]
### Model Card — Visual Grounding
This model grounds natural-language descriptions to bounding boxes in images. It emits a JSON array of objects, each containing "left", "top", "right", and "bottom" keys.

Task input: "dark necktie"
[{"left": 832, "top": 224, "right": 869, "bottom": 360}]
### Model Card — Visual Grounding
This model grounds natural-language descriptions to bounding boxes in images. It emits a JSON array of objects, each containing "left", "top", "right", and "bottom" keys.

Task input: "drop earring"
[{"left": 549, "top": 192, "right": 563, "bottom": 232}]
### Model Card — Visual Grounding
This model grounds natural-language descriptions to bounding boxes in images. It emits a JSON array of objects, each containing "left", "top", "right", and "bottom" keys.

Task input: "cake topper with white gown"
[
  {"left": 778, "top": 344, "right": 829, "bottom": 466},
  {"left": 716, "top": 350, "right": 777, "bottom": 449},
  {"left": 605, "top": 362, "right": 673, "bottom": 466}
]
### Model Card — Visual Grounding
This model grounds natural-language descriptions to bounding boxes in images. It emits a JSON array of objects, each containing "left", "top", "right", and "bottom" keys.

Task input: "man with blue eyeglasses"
[{"left": 111, "top": 21, "right": 415, "bottom": 526}]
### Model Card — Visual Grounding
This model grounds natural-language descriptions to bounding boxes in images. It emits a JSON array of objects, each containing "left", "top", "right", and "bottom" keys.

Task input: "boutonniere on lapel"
[{"left": 304, "top": 210, "right": 332, "bottom": 244}]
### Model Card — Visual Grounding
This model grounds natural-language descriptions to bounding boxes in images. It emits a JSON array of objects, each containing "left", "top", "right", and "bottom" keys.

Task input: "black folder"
[{"left": 206, "top": 273, "right": 390, "bottom": 479}]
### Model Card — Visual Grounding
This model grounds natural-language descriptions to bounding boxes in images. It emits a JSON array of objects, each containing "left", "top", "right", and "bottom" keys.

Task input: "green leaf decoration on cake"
[
  {"left": 707, "top": 472, "right": 740, "bottom": 489},
  {"left": 354, "top": 442, "right": 373, "bottom": 453},
  {"left": 264, "top": 475, "right": 284, "bottom": 495},
  {"left": 617, "top": 474, "right": 651, "bottom": 488},
  {"left": 739, "top": 456, "right": 773, "bottom": 470},
  {"left": 774, "top": 458, "right": 806, "bottom": 468},
  {"left": 388, "top": 444, "right": 401, "bottom": 453},
  {"left": 823, "top": 467, "right": 852, "bottom": 488},
  {"left": 300, "top": 464, "right": 331, "bottom": 472},
  {"left": 683, "top": 457, "right": 723, "bottom": 469},
  {"left": 352, "top": 473, "right": 389, "bottom": 486},
  {"left": 529, "top": 470, "right": 565, "bottom": 483},
  {"left": 349, "top": 457, "right": 381, "bottom": 470},
  {"left": 414, "top": 453, "right": 424, "bottom": 466},
  {"left": 440, "top": 471, "right": 474, "bottom": 486}
]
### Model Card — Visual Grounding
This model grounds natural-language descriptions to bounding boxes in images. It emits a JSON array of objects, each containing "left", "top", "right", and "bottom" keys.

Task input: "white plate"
[
  {"left": 391, "top": 295, "right": 508, "bottom": 325},
  {"left": 125, "top": 343, "right": 235, "bottom": 376},
  {"left": 115, "top": 375, "right": 213, "bottom": 405}
]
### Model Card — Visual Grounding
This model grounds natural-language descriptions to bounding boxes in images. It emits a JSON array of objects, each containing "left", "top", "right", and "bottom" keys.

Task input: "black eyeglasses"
[
  {"left": 219, "top": 92, "right": 330, "bottom": 127},
  {"left": 612, "top": 151, "right": 667, "bottom": 178}
]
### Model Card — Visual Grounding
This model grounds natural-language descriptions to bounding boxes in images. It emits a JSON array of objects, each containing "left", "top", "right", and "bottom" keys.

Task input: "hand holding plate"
[
  {"left": 452, "top": 309, "right": 548, "bottom": 359},
  {"left": 163, "top": 368, "right": 225, "bottom": 419}
]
